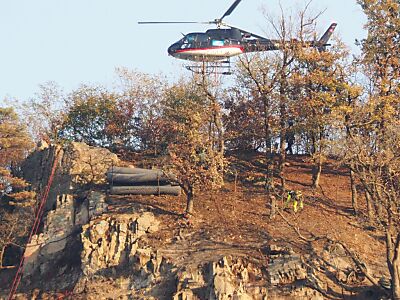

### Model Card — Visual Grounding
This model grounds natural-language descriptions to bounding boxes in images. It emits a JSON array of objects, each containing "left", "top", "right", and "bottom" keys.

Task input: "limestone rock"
[
  {"left": 232, "top": 292, "right": 254, "bottom": 300},
  {"left": 22, "top": 142, "right": 119, "bottom": 211},
  {"left": 267, "top": 245, "right": 307, "bottom": 285},
  {"left": 81, "top": 212, "right": 160, "bottom": 276},
  {"left": 135, "top": 248, "right": 152, "bottom": 268},
  {"left": 173, "top": 289, "right": 199, "bottom": 300},
  {"left": 88, "top": 191, "right": 108, "bottom": 218},
  {"left": 175, "top": 266, "right": 206, "bottom": 292},
  {"left": 211, "top": 272, "right": 235, "bottom": 299},
  {"left": 206, "top": 256, "right": 264, "bottom": 300},
  {"left": 321, "top": 242, "right": 363, "bottom": 283},
  {"left": 65, "top": 142, "right": 119, "bottom": 185},
  {"left": 135, "top": 212, "right": 160, "bottom": 237},
  {"left": 81, "top": 217, "right": 137, "bottom": 275},
  {"left": 16, "top": 142, "right": 122, "bottom": 292}
]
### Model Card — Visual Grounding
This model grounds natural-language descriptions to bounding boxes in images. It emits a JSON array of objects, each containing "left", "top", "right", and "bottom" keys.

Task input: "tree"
[
  {"left": 116, "top": 68, "right": 168, "bottom": 154},
  {"left": 223, "top": 87, "right": 265, "bottom": 152},
  {"left": 234, "top": 4, "right": 326, "bottom": 217},
  {"left": 293, "top": 42, "right": 352, "bottom": 188},
  {"left": 0, "top": 107, "right": 34, "bottom": 268},
  {"left": 339, "top": 1, "right": 400, "bottom": 297},
  {"left": 60, "top": 85, "right": 130, "bottom": 148},
  {"left": 163, "top": 79, "right": 225, "bottom": 215},
  {"left": 20, "top": 81, "right": 67, "bottom": 143},
  {"left": 0, "top": 107, "right": 34, "bottom": 202}
]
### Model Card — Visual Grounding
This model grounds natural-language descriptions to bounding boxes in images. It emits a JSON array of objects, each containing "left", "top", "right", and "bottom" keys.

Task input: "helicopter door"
[{"left": 194, "top": 33, "right": 209, "bottom": 47}]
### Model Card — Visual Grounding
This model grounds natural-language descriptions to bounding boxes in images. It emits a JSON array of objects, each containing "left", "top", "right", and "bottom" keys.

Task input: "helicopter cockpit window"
[
  {"left": 186, "top": 35, "right": 195, "bottom": 43},
  {"left": 181, "top": 33, "right": 209, "bottom": 49}
]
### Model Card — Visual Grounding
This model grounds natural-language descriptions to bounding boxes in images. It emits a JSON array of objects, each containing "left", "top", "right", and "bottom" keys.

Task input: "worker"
[{"left": 286, "top": 190, "right": 304, "bottom": 212}]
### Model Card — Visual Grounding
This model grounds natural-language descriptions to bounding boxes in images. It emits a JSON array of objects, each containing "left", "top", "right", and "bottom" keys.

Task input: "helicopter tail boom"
[{"left": 317, "top": 23, "right": 337, "bottom": 49}]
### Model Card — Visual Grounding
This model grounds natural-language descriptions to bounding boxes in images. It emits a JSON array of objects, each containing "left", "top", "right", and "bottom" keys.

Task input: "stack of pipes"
[{"left": 107, "top": 167, "right": 181, "bottom": 196}]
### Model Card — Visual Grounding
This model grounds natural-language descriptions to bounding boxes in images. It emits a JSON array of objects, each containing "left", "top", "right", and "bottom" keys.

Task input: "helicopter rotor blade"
[
  {"left": 138, "top": 21, "right": 211, "bottom": 25},
  {"left": 220, "top": 0, "right": 242, "bottom": 21},
  {"left": 139, "top": 1, "right": 243, "bottom": 27}
]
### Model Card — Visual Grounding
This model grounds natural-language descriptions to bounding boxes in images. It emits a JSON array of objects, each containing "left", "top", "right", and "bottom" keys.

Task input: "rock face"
[
  {"left": 22, "top": 142, "right": 119, "bottom": 211},
  {"left": 262, "top": 244, "right": 307, "bottom": 286},
  {"left": 20, "top": 142, "right": 119, "bottom": 285},
  {"left": 80, "top": 214, "right": 160, "bottom": 276},
  {"left": 173, "top": 256, "right": 268, "bottom": 300},
  {"left": 23, "top": 194, "right": 75, "bottom": 277},
  {"left": 264, "top": 245, "right": 328, "bottom": 300},
  {"left": 72, "top": 212, "right": 167, "bottom": 298}
]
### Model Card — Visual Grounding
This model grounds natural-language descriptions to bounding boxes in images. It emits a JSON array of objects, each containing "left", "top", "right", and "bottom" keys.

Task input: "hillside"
[
  {"left": 0, "top": 146, "right": 389, "bottom": 299},
  {"left": 121, "top": 152, "right": 388, "bottom": 299}
]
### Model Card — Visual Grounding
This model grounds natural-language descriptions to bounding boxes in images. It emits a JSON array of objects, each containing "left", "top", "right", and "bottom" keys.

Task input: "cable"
[{"left": 8, "top": 148, "right": 59, "bottom": 300}]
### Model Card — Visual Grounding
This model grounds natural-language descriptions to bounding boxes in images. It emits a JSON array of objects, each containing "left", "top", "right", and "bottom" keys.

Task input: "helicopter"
[{"left": 139, "top": 0, "right": 337, "bottom": 72}]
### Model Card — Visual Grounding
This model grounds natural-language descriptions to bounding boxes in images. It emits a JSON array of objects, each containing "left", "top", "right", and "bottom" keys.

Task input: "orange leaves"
[
  {"left": 164, "top": 79, "right": 225, "bottom": 196},
  {"left": 8, "top": 191, "right": 36, "bottom": 203},
  {"left": 0, "top": 108, "right": 33, "bottom": 167},
  {"left": 0, "top": 108, "right": 34, "bottom": 204}
]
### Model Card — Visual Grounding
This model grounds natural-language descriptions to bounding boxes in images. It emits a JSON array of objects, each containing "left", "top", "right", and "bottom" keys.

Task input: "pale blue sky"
[{"left": 0, "top": 0, "right": 366, "bottom": 102}]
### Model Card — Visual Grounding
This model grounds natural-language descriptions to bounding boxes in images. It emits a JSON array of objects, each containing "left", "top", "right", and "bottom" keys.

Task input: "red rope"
[{"left": 8, "top": 150, "right": 59, "bottom": 300}]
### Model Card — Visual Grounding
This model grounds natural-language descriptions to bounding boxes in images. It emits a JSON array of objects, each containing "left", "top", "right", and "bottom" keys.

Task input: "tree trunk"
[
  {"left": 373, "top": 187, "right": 384, "bottom": 222},
  {"left": 312, "top": 160, "right": 322, "bottom": 189},
  {"left": 349, "top": 168, "right": 358, "bottom": 215},
  {"left": 279, "top": 140, "right": 286, "bottom": 191},
  {"left": 312, "top": 130, "right": 324, "bottom": 189},
  {"left": 0, "top": 246, "right": 4, "bottom": 268},
  {"left": 393, "top": 248, "right": 400, "bottom": 300},
  {"left": 205, "top": 82, "right": 225, "bottom": 184},
  {"left": 387, "top": 231, "right": 400, "bottom": 299},
  {"left": 278, "top": 75, "right": 287, "bottom": 192},
  {"left": 359, "top": 175, "right": 375, "bottom": 222},
  {"left": 263, "top": 95, "right": 274, "bottom": 210},
  {"left": 269, "top": 195, "right": 276, "bottom": 220},
  {"left": 365, "top": 190, "right": 374, "bottom": 221},
  {"left": 185, "top": 187, "right": 194, "bottom": 215}
]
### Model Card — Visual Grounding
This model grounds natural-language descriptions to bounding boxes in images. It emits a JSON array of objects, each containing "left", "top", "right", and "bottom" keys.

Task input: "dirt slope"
[{"left": 106, "top": 153, "right": 388, "bottom": 299}]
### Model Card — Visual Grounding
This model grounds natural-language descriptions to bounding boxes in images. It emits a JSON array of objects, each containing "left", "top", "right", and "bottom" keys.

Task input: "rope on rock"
[{"left": 8, "top": 149, "right": 60, "bottom": 300}]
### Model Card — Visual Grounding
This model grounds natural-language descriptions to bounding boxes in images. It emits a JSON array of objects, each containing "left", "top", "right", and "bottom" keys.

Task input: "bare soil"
[{"left": 107, "top": 152, "right": 388, "bottom": 299}]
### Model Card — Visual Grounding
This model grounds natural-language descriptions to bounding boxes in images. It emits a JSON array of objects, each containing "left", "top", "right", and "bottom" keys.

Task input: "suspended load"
[{"left": 107, "top": 167, "right": 180, "bottom": 196}]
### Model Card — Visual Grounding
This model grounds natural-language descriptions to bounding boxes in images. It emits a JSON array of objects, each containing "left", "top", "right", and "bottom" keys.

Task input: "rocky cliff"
[{"left": 15, "top": 142, "right": 119, "bottom": 291}]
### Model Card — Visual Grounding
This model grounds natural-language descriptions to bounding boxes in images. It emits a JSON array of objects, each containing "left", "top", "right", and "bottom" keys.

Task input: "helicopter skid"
[
  {"left": 185, "top": 59, "right": 232, "bottom": 75},
  {"left": 173, "top": 45, "right": 243, "bottom": 62}
]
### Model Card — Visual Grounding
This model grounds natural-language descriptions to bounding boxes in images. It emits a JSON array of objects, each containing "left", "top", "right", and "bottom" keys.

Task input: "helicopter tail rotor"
[{"left": 317, "top": 23, "right": 337, "bottom": 50}]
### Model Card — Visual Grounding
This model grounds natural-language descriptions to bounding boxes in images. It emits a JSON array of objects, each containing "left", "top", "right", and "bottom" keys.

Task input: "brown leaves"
[
  {"left": 0, "top": 108, "right": 33, "bottom": 166},
  {"left": 0, "top": 108, "right": 34, "bottom": 205},
  {"left": 164, "top": 79, "right": 225, "bottom": 199}
]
